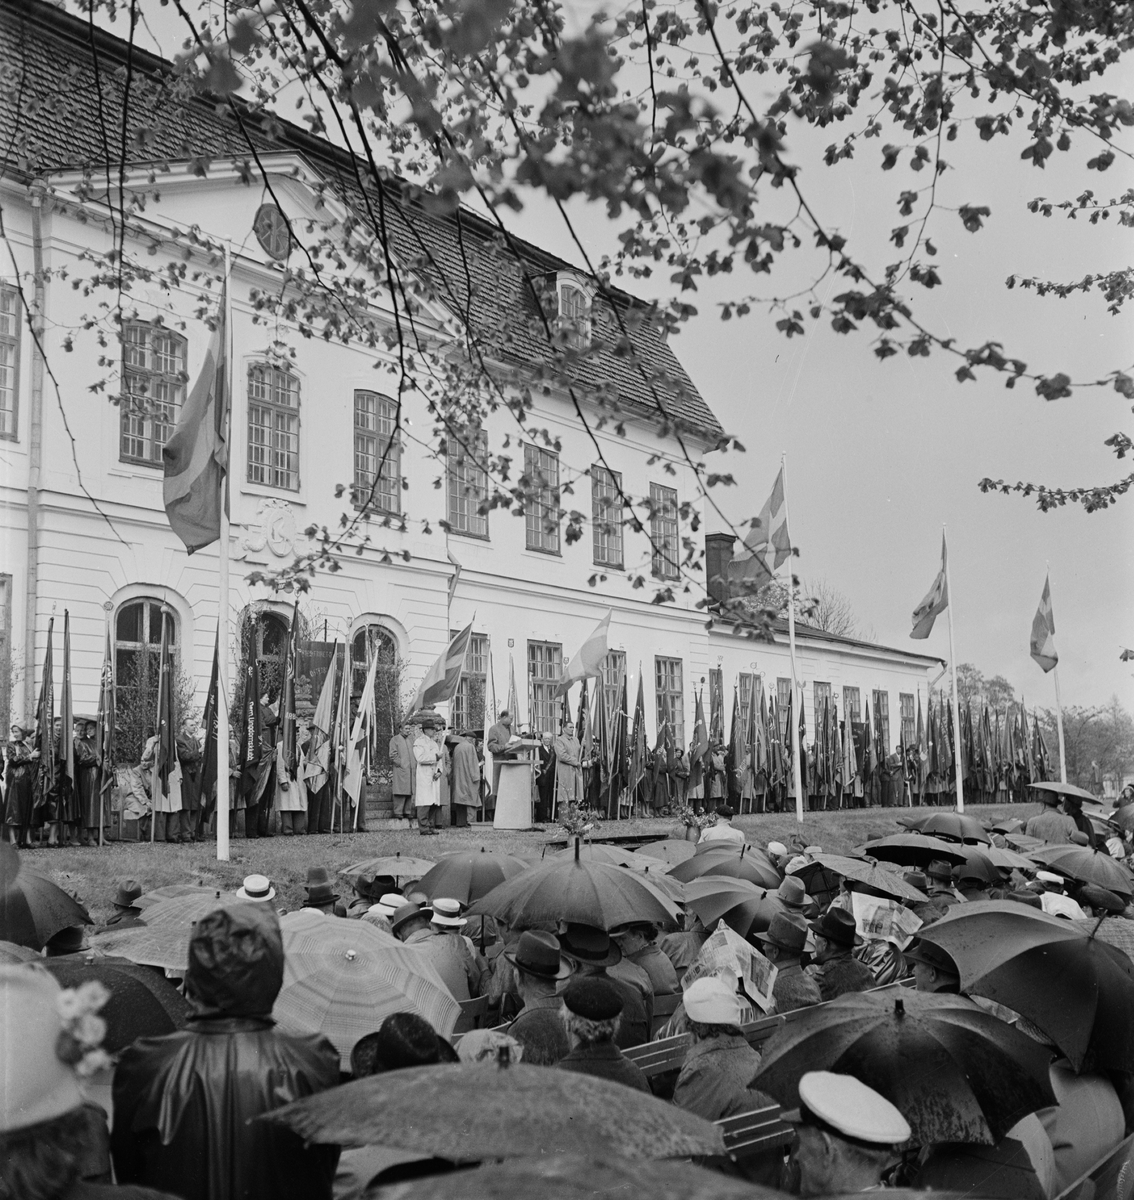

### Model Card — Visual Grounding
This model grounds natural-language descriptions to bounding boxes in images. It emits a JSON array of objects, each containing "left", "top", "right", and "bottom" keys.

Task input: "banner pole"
[
  {"left": 779, "top": 453, "right": 805, "bottom": 824},
  {"left": 1047, "top": 566, "right": 1068, "bottom": 784},
  {"left": 942, "top": 526, "right": 965, "bottom": 813},
  {"left": 216, "top": 245, "right": 232, "bottom": 861}
]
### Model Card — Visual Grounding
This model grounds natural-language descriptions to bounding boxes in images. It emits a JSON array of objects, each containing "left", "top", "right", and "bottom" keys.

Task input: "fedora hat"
[
  {"left": 505, "top": 930, "right": 572, "bottom": 980},
  {"left": 112, "top": 879, "right": 143, "bottom": 910},
  {"left": 754, "top": 912, "right": 808, "bottom": 956},
  {"left": 903, "top": 938, "right": 959, "bottom": 977},
  {"left": 431, "top": 898, "right": 468, "bottom": 928},
  {"left": 809, "top": 907, "right": 862, "bottom": 949},
  {"left": 926, "top": 859, "right": 955, "bottom": 883},
  {"left": 390, "top": 902, "right": 433, "bottom": 935},
  {"left": 776, "top": 876, "right": 809, "bottom": 911},
  {"left": 557, "top": 923, "right": 622, "bottom": 968}
]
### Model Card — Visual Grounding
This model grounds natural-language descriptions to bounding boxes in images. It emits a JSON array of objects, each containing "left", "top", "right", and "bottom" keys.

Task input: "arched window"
[
  {"left": 240, "top": 608, "right": 290, "bottom": 702},
  {"left": 114, "top": 598, "right": 177, "bottom": 760},
  {"left": 351, "top": 624, "right": 400, "bottom": 771}
]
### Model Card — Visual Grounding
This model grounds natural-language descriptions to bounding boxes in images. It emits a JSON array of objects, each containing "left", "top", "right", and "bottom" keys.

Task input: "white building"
[{"left": 0, "top": 0, "right": 940, "bottom": 812}]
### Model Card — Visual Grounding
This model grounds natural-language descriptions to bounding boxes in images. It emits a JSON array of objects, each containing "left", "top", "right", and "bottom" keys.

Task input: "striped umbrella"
[
  {"left": 339, "top": 855, "right": 437, "bottom": 884},
  {"left": 273, "top": 911, "right": 460, "bottom": 1064},
  {"left": 92, "top": 891, "right": 246, "bottom": 970},
  {"left": 139, "top": 892, "right": 242, "bottom": 928}
]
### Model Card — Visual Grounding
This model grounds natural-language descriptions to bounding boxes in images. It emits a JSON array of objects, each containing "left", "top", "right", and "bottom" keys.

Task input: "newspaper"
[
  {"left": 682, "top": 924, "right": 778, "bottom": 1014},
  {"left": 851, "top": 892, "right": 923, "bottom": 950}
]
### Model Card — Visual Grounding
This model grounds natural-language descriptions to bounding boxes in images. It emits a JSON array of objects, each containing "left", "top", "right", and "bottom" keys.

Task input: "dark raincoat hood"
[{"left": 186, "top": 903, "right": 284, "bottom": 1018}]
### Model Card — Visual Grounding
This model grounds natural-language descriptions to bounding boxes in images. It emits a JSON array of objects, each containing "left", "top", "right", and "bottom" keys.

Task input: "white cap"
[
  {"left": 767, "top": 841, "right": 788, "bottom": 857},
  {"left": 236, "top": 874, "right": 276, "bottom": 902},
  {"left": 684, "top": 976, "right": 746, "bottom": 1026},
  {"left": 790, "top": 1071, "right": 911, "bottom": 1146},
  {"left": 1036, "top": 870, "right": 1064, "bottom": 887}
]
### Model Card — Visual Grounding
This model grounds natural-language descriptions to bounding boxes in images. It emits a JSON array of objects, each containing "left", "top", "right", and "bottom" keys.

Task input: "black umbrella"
[
  {"left": 916, "top": 812, "right": 991, "bottom": 845},
  {"left": 0, "top": 843, "right": 91, "bottom": 950},
  {"left": 41, "top": 953, "right": 191, "bottom": 1053},
  {"left": 856, "top": 835, "right": 967, "bottom": 869}
]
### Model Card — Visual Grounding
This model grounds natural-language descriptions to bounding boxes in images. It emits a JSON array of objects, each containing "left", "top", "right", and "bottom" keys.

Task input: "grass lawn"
[{"left": 21, "top": 802, "right": 1033, "bottom": 924}]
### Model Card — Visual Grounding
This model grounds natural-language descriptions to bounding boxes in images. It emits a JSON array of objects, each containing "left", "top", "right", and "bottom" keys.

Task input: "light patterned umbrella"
[
  {"left": 339, "top": 855, "right": 437, "bottom": 884},
  {"left": 634, "top": 839, "right": 698, "bottom": 866},
  {"left": 265, "top": 1061, "right": 726, "bottom": 1159},
  {"left": 135, "top": 884, "right": 226, "bottom": 911},
  {"left": 273, "top": 911, "right": 460, "bottom": 1064},
  {"left": 88, "top": 923, "right": 192, "bottom": 972},
  {"left": 139, "top": 892, "right": 243, "bottom": 928}
]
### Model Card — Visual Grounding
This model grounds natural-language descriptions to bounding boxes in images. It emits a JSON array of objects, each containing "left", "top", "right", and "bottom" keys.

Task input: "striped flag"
[
  {"left": 911, "top": 533, "right": 949, "bottom": 639},
  {"left": 729, "top": 467, "right": 791, "bottom": 588},
  {"left": 1030, "top": 574, "right": 1058, "bottom": 673},
  {"left": 555, "top": 609, "right": 612, "bottom": 696},
  {"left": 413, "top": 620, "right": 474, "bottom": 711},
  {"left": 162, "top": 291, "right": 228, "bottom": 553}
]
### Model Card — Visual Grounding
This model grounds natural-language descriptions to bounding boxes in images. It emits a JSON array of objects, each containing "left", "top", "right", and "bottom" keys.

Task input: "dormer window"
[{"left": 557, "top": 276, "right": 592, "bottom": 349}]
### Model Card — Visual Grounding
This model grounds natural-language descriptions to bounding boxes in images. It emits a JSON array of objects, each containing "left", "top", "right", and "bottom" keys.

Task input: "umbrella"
[
  {"left": 415, "top": 850, "right": 530, "bottom": 904},
  {"left": 952, "top": 847, "right": 1001, "bottom": 885},
  {"left": 856, "top": 834, "right": 967, "bottom": 869},
  {"left": 0, "top": 939, "right": 39, "bottom": 964},
  {"left": 693, "top": 840, "right": 778, "bottom": 871},
  {"left": 140, "top": 892, "right": 243, "bottom": 929},
  {"left": 41, "top": 953, "right": 191, "bottom": 1052},
  {"left": 634, "top": 839, "right": 698, "bottom": 866},
  {"left": 273, "top": 911, "right": 460, "bottom": 1061},
  {"left": 1028, "top": 845, "right": 1134, "bottom": 897},
  {"left": 681, "top": 877, "right": 772, "bottom": 927},
  {"left": 991, "top": 819, "right": 1025, "bottom": 835},
  {"left": 916, "top": 899, "right": 1134, "bottom": 1072},
  {"left": 981, "top": 844, "right": 1037, "bottom": 873},
  {"left": 88, "top": 924, "right": 194, "bottom": 972},
  {"left": 1073, "top": 918, "right": 1134, "bottom": 964},
  {"left": 467, "top": 851, "right": 679, "bottom": 932},
  {"left": 0, "top": 843, "right": 92, "bottom": 950},
  {"left": 799, "top": 854, "right": 929, "bottom": 902},
  {"left": 135, "top": 884, "right": 224, "bottom": 911},
  {"left": 916, "top": 812, "right": 991, "bottom": 845},
  {"left": 1031, "top": 781, "right": 1099, "bottom": 803},
  {"left": 367, "top": 1153, "right": 790, "bottom": 1200},
  {"left": 1003, "top": 833, "right": 1045, "bottom": 853},
  {"left": 339, "top": 854, "right": 437, "bottom": 884},
  {"left": 668, "top": 846, "right": 781, "bottom": 889},
  {"left": 627, "top": 866, "right": 688, "bottom": 903},
  {"left": 552, "top": 844, "right": 666, "bottom": 872},
  {"left": 1111, "top": 804, "right": 1134, "bottom": 835},
  {"left": 264, "top": 1061, "right": 726, "bottom": 1160},
  {"left": 753, "top": 989, "right": 1056, "bottom": 1146}
]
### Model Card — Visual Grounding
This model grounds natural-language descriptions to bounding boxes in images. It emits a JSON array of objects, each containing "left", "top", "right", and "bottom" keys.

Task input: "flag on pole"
[
  {"left": 413, "top": 621, "right": 475, "bottom": 711},
  {"left": 95, "top": 622, "right": 116, "bottom": 829},
  {"left": 1030, "top": 575, "right": 1058, "bottom": 672},
  {"left": 151, "top": 608, "right": 178, "bottom": 802},
  {"left": 237, "top": 659, "right": 263, "bottom": 801},
  {"left": 332, "top": 640, "right": 352, "bottom": 831},
  {"left": 60, "top": 610, "right": 75, "bottom": 796},
  {"left": 343, "top": 651, "right": 380, "bottom": 808},
  {"left": 199, "top": 632, "right": 220, "bottom": 808},
  {"left": 627, "top": 670, "right": 648, "bottom": 809},
  {"left": 728, "top": 467, "right": 791, "bottom": 588},
  {"left": 482, "top": 645, "right": 496, "bottom": 811},
  {"left": 910, "top": 533, "right": 949, "bottom": 639},
  {"left": 507, "top": 655, "right": 521, "bottom": 726},
  {"left": 446, "top": 548, "right": 463, "bottom": 612},
  {"left": 555, "top": 610, "right": 612, "bottom": 696},
  {"left": 162, "top": 290, "right": 228, "bottom": 553},
  {"left": 35, "top": 617, "right": 56, "bottom": 813},
  {"left": 689, "top": 688, "right": 709, "bottom": 796},
  {"left": 304, "top": 642, "right": 339, "bottom": 796}
]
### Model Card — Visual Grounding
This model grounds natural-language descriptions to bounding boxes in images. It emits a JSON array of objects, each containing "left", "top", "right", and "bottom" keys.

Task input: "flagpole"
[
  {"left": 942, "top": 526, "right": 965, "bottom": 813},
  {"left": 215, "top": 245, "right": 232, "bottom": 862},
  {"left": 779, "top": 454, "right": 805, "bottom": 824},
  {"left": 1047, "top": 565, "right": 1068, "bottom": 784}
]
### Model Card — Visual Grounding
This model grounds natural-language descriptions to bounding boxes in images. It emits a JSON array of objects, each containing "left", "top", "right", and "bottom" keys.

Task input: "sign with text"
[{"left": 851, "top": 892, "right": 923, "bottom": 950}]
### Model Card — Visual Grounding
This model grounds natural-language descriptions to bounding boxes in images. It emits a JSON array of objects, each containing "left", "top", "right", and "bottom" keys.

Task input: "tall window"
[
  {"left": 527, "top": 640, "right": 562, "bottom": 734},
  {"left": 650, "top": 483, "right": 680, "bottom": 580},
  {"left": 601, "top": 650, "right": 626, "bottom": 717},
  {"left": 776, "top": 677, "right": 792, "bottom": 738},
  {"left": 351, "top": 624, "right": 399, "bottom": 770},
  {"left": 451, "top": 631, "right": 488, "bottom": 732},
  {"left": 591, "top": 466, "right": 623, "bottom": 567},
  {"left": 738, "top": 672, "right": 754, "bottom": 732},
  {"left": 447, "top": 427, "right": 488, "bottom": 537},
  {"left": 0, "top": 285, "right": 19, "bottom": 439},
  {"left": 813, "top": 681, "right": 832, "bottom": 722},
  {"left": 240, "top": 608, "right": 290, "bottom": 701},
  {"left": 114, "top": 598, "right": 176, "bottom": 759},
  {"left": 655, "top": 657, "right": 685, "bottom": 747},
  {"left": 524, "top": 444, "right": 560, "bottom": 554},
  {"left": 873, "top": 689, "right": 891, "bottom": 752},
  {"left": 247, "top": 364, "right": 300, "bottom": 490},
  {"left": 843, "top": 686, "right": 861, "bottom": 723},
  {"left": 558, "top": 281, "right": 590, "bottom": 348},
  {"left": 353, "top": 390, "right": 400, "bottom": 513},
  {"left": 900, "top": 693, "right": 916, "bottom": 746},
  {"left": 121, "top": 322, "right": 186, "bottom": 464}
]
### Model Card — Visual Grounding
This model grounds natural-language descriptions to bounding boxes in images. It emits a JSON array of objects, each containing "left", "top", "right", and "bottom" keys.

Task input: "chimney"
[{"left": 705, "top": 532, "right": 735, "bottom": 608}]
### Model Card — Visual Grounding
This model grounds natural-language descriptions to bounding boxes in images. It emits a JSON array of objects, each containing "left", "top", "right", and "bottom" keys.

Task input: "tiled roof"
[{"left": 0, "top": 0, "right": 725, "bottom": 442}]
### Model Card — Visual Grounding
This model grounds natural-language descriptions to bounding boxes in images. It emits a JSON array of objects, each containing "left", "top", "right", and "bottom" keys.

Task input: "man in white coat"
[{"left": 413, "top": 726, "right": 443, "bottom": 836}]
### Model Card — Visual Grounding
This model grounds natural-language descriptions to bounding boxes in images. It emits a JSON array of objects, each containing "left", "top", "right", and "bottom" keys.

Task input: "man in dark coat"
[
  {"left": 100, "top": 880, "right": 145, "bottom": 930},
  {"left": 555, "top": 976, "right": 649, "bottom": 1092},
  {"left": 74, "top": 719, "right": 101, "bottom": 846},
  {"left": 485, "top": 710, "right": 515, "bottom": 801},
  {"left": 557, "top": 924, "right": 650, "bottom": 1049},
  {"left": 388, "top": 722, "right": 416, "bottom": 820},
  {"left": 111, "top": 904, "right": 340, "bottom": 1200},
  {"left": 806, "top": 908, "right": 875, "bottom": 1001},
  {"left": 754, "top": 913, "right": 822, "bottom": 1014},
  {"left": 534, "top": 733, "right": 556, "bottom": 824},
  {"left": 176, "top": 730, "right": 204, "bottom": 844},
  {"left": 505, "top": 931, "right": 573, "bottom": 1066},
  {"left": 1062, "top": 795, "right": 1098, "bottom": 849}
]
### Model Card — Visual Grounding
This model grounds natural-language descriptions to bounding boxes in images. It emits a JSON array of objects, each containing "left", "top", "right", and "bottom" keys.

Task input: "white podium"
[{"left": 493, "top": 743, "right": 538, "bottom": 830}]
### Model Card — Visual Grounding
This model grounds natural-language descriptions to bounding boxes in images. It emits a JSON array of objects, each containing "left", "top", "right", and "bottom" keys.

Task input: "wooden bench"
[
  {"left": 718, "top": 1103, "right": 795, "bottom": 1162},
  {"left": 1054, "top": 1132, "right": 1134, "bottom": 1200},
  {"left": 452, "top": 994, "right": 490, "bottom": 1034},
  {"left": 650, "top": 992, "right": 682, "bottom": 1038}
]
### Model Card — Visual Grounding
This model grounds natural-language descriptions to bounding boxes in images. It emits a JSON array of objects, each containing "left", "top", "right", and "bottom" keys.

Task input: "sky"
[{"left": 92, "top": 0, "right": 1134, "bottom": 712}]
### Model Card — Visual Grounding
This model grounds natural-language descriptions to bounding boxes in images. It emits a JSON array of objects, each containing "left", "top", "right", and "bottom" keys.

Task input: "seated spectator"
[
  {"left": 557, "top": 924, "right": 650, "bottom": 1049},
  {"left": 301, "top": 867, "right": 345, "bottom": 916},
  {"left": 101, "top": 880, "right": 144, "bottom": 929},
  {"left": 505, "top": 931, "right": 573, "bottom": 1066},
  {"left": 658, "top": 911, "right": 709, "bottom": 983},
  {"left": 806, "top": 909, "right": 874, "bottom": 1000},
  {"left": 610, "top": 922, "right": 679, "bottom": 996},
  {"left": 754, "top": 913, "right": 822, "bottom": 1013},
  {"left": 699, "top": 805, "right": 746, "bottom": 845},
  {"left": 786, "top": 1071, "right": 911, "bottom": 1197},
  {"left": 1033, "top": 872, "right": 1087, "bottom": 920},
  {"left": 905, "top": 938, "right": 961, "bottom": 994},
  {"left": 672, "top": 977, "right": 768, "bottom": 1120},
  {"left": 1025, "top": 794, "right": 1079, "bottom": 845},
  {"left": 111, "top": 904, "right": 341, "bottom": 1200},
  {"left": 350, "top": 1013, "right": 458, "bottom": 1075},
  {"left": 1078, "top": 885, "right": 1127, "bottom": 918},
  {"left": 556, "top": 977, "right": 649, "bottom": 1092}
]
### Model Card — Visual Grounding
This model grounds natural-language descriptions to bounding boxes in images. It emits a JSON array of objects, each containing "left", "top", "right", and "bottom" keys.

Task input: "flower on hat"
[{"left": 55, "top": 981, "right": 112, "bottom": 1077}]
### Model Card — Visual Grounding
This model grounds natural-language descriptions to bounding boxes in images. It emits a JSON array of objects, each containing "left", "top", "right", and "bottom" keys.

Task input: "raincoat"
[{"left": 111, "top": 905, "right": 340, "bottom": 1200}]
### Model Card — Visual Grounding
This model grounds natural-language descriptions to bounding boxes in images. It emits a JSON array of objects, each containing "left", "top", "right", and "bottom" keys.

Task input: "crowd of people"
[{"left": 4, "top": 782, "right": 1134, "bottom": 1198}]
